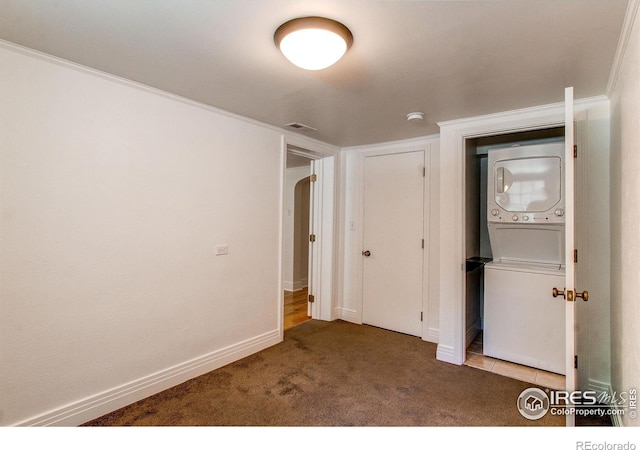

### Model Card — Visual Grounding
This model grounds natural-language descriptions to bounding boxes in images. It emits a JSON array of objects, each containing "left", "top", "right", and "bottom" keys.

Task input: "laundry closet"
[{"left": 464, "top": 126, "right": 566, "bottom": 375}]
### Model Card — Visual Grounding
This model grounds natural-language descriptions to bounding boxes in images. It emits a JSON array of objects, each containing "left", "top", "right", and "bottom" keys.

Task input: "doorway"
[
  {"left": 280, "top": 137, "right": 337, "bottom": 335},
  {"left": 283, "top": 151, "right": 313, "bottom": 330},
  {"left": 462, "top": 127, "right": 567, "bottom": 390}
]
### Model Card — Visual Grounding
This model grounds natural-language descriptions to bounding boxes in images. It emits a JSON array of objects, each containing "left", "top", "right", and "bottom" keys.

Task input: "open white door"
[
  {"left": 559, "top": 86, "right": 589, "bottom": 426},
  {"left": 564, "top": 87, "right": 577, "bottom": 426},
  {"left": 307, "top": 160, "right": 317, "bottom": 318}
]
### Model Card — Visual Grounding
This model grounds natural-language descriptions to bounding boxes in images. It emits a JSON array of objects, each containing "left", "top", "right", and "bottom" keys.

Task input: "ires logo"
[{"left": 517, "top": 387, "right": 637, "bottom": 420}]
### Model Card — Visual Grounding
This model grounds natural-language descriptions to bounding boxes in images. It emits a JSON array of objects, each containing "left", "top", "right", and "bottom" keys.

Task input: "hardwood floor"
[{"left": 284, "top": 287, "right": 311, "bottom": 330}]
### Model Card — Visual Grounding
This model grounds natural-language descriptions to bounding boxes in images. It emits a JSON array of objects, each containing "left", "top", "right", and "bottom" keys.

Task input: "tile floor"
[{"left": 464, "top": 333, "right": 566, "bottom": 391}]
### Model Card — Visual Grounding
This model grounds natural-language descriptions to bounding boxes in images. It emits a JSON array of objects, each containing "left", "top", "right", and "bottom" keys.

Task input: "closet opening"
[{"left": 463, "top": 126, "right": 566, "bottom": 391}]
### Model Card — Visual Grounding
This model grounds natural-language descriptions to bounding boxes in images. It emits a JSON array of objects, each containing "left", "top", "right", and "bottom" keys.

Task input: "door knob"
[
  {"left": 576, "top": 290, "right": 589, "bottom": 301},
  {"left": 362, "top": 250, "right": 371, "bottom": 257},
  {"left": 552, "top": 287, "right": 574, "bottom": 301},
  {"left": 553, "top": 288, "right": 588, "bottom": 302}
]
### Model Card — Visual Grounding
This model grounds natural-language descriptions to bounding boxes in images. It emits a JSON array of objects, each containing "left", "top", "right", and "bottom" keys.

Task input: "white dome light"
[{"left": 275, "top": 17, "right": 353, "bottom": 71}]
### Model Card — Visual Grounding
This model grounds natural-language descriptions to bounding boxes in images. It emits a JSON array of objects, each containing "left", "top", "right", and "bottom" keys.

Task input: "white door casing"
[
  {"left": 280, "top": 134, "right": 338, "bottom": 336},
  {"left": 437, "top": 95, "right": 606, "bottom": 368},
  {"left": 362, "top": 151, "right": 424, "bottom": 336}
]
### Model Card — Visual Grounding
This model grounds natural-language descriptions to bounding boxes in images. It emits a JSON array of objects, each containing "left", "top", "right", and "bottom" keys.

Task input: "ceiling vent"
[{"left": 285, "top": 122, "right": 317, "bottom": 131}]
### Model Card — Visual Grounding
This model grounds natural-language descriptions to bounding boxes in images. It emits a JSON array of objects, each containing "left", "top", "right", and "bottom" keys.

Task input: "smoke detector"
[{"left": 406, "top": 112, "right": 424, "bottom": 122}]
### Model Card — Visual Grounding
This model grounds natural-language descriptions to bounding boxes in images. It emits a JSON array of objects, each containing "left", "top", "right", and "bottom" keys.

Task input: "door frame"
[
  {"left": 279, "top": 134, "right": 339, "bottom": 338},
  {"left": 436, "top": 97, "right": 605, "bottom": 367},
  {"left": 339, "top": 136, "right": 437, "bottom": 341}
]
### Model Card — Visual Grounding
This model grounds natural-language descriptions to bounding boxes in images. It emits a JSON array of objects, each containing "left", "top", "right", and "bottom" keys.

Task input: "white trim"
[
  {"left": 12, "top": 329, "right": 281, "bottom": 426},
  {"left": 587, "top": 379, "right": 612, "bottom": 400},
  {"left": 425, "top": 327, "right": 439, "bottom": 344},
  {"left": 611, "top": 411, "right": 623, "bottom": 427},
  {"left": 465, "top": 318, "right": 482, "bottom": 349},
  {"left": 282, "top": 279, "right": 308, "bottom": 292},
  {"left": 343, "top": 133, "right": 439, "bottom": 154},
  {"left": 437, "top": 96, "right": 607, "bottom": 133},
  {"left": 421, "top": 145, "right": 434, "bottom": 343},
  {"left": 606, "top": 0, "right": 640, "bottom": 95},
  {"left": 336, "top": 307, "right": 361, "bottom": 324},
  {"left": 435, "top": 344, "right": 458, "bottom": 365},
  {"left": 277, "top": 137, "right": 287, "bottom": 340},
  {"left": 600, "top": 382, "right": 625, "bottom": 427}
]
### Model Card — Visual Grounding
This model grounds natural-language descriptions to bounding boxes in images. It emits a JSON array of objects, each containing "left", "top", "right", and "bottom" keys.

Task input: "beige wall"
[
  {"left": 608, "top": 2, "right": 640, "bottom": 427},
  {"left": 0, "top": 44, "right": 285, "bottom": 425}
]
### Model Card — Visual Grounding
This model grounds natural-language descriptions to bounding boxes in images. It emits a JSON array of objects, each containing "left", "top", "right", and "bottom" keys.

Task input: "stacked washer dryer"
[{"left": 483, "top": 141, "right": 566, "bottom": 375}]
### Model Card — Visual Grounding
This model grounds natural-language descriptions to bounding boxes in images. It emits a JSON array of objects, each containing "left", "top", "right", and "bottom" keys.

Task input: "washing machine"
[
  {"left": 484, "top": 261, "right": 565, "bottom": 374},
  {"left": 483, "top": 141, "right": 567, "bottom": 375}
]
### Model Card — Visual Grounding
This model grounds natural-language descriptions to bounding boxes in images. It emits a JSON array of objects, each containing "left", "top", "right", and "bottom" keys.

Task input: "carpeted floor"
[{"left": 83, "top": 320, "right": 567, "bottom": 426}]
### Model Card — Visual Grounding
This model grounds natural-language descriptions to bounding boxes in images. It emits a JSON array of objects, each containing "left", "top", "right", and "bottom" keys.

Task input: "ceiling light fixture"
[{"left": 274, "top": 16, "right": 353, "bottom": 70}]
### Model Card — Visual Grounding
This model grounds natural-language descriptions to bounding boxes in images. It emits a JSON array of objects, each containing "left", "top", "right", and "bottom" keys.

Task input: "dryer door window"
[{"left": 494, "top": 156, "right": 561, "bottom": 212}]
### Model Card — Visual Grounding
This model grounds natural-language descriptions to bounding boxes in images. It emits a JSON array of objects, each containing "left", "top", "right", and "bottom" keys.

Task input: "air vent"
[{"left": 285, "top": 122, "right": 317, "bottom": 131}]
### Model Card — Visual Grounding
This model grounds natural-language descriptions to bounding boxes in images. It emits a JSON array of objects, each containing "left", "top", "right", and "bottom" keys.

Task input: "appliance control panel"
[{"left": 488, "top": 208, "right": 565, "bottom": 224}]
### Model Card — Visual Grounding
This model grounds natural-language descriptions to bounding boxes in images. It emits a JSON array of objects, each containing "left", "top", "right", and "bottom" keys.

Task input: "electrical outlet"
[{"left": 216, "top": 245, "right": 229, "bottom": 256}]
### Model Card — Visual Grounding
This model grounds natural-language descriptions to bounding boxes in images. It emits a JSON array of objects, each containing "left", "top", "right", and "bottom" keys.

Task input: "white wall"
[
  {"left": 0, "top": 44, "right": 287, "bottom": 425},
  {"left": 283, "top": 166, "right": 310, "bottom": 291},
  {"left": 608, "top": 0, "right": 640, "bottom": 427}
]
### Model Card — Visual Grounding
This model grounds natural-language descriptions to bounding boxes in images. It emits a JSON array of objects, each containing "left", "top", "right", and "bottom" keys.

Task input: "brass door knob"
[
  {"left": 552, "top": 287, "right": 574, "bottom": 301},
  {"left": 553, "top": 288, "right": 588, "bottom": 302},
  {"left": 576, "top": 290, "right": 589, "bottom": 301}
]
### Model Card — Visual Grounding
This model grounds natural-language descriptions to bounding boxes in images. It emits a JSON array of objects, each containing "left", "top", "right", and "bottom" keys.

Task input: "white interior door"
[
  {"left": 308, "top": 160, "right": 317, "bottom": 318},
  {"left": 362, "top": 151, "right": 424, "bottom": 336},
  {"left": 562, "top": 86, "right": 590, "bottom": 426}
]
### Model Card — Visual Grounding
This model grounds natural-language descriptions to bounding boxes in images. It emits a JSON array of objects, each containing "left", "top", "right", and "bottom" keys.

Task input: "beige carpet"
[{"left": 83, "top": 320, "right": 566, "bottom": 426}]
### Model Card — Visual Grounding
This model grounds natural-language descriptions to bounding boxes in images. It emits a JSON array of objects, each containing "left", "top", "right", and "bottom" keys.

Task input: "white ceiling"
[{"left": 0, "top": 0, "right": 629, "bottom": 147}]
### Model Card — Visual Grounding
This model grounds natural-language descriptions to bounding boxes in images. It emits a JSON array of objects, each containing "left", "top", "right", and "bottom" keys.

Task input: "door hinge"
[
  {"left": 574, "top": 145, "right": 578, "bottom": 159},
  {"left": 574, "top": 249, "right": 578, "bottom": 263},
  {"left": 308, "top": 294, "right": 315, "bottom": 303},
  {"left": 422, "top": 167, "right": 426, "bottom": 177},
  {"left": 420, "top": 311, "right": 423, "bottom": 322},
  {"left": 310, "top": 174, "right": 317, "bottom": 182},
  {"left": 309, "top": 234, "right": 316, "bottom": 242},
  {"left": 574, "top": 355, "right": 578, "bottom": 369},
  {"left": 421, "top": 239, "right": 424, "bottom": 249}
]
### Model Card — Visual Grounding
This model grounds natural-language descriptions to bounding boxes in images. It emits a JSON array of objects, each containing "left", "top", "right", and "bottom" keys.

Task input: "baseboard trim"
[
  {"left": 596, "top": 381, "right": 625, "bottom": 427},
  {"left": 424, "top": 327, "right": 439, "bottom": 344},
  {"left": 465, "top": 319, "right": 481, "bottom": 348},
  {"left": 336, "top": 307, "right": 360, "bottom": 324},
  {"left": 436, "top": 344, "right": 463, "bottom": 365},
  {"left": 587, "top": 379, "right": 611, "bottom": 398},
  {"left": 283, "top": 280, "right": 308, "bottom": 292},
  {"left": 14, "top": 329, "right": 282, "bottom": 426}
]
